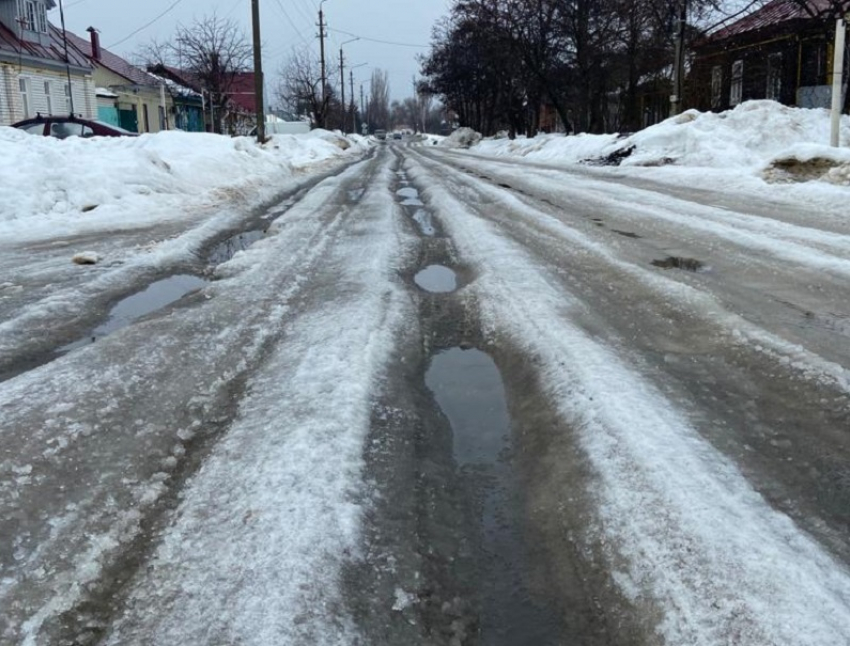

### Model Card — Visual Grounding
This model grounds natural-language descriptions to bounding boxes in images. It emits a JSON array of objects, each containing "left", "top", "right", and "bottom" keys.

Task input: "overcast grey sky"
[{"left": 50, "top": 0, "right": 451, "bottom": 103}]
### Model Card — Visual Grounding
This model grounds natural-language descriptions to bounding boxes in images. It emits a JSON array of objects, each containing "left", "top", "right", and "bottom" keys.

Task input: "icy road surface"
[{"left": 2, "top": 141, "right": 850, "bottom": 645}]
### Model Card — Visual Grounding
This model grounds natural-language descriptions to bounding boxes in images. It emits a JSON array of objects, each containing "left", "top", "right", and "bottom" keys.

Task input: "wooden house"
[
  {"left": 690, "top": 0, "right": 847, "bottom": 112},
  {"left": 0, "top": 0, "right": 96, "bottom": 124}
]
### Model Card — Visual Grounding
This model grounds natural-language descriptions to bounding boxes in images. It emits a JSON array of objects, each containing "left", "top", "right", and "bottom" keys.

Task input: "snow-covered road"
[{"left": 2, "top": 132, "right": 850, "bottom": 645}]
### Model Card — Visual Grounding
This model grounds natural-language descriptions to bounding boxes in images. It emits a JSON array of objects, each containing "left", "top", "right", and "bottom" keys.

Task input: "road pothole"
[
  {"left": 58, "top": 274, "right": 209, "bottom": 353},
  {"left": 651, "top": 256, "right": 705, "bottom": 272},
  {"left": 415, "top": 265, "right": 457, "bottom": 293},
  {"left": 425, "top": 346, "right": 564, "bottom": 644},
  {"left": 207, "top": 230, "right": 267, "bottom": 265}
]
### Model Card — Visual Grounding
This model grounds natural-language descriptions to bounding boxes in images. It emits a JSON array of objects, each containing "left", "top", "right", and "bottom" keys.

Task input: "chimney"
[{"left": 87, "top": 26, "right": 101, "bottom": 60}]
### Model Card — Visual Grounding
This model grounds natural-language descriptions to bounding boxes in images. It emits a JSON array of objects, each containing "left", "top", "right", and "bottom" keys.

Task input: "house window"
[
  {"left": 19, "top": 77, "right": 33, "bottom": 118},
  {"left": 730, "top": 60, "right": 743, "bottom": 106},
  {"left": 17, "top": 1, "right": 46, "bottom": 32},
  {"left": 766, "top": 53, "right": 782, "bottom": 101},
  {"left": 36, "top": 2, "right": 47, "bottom": 33},
  {"left": 711, "top": 65, "right": 723, "bottom": 109},
  {"left": 44, "top": 80, "right": 53, "bottom": 115},
  {"left": 64, "top": 82, "right": 71, "bottom": 113}
]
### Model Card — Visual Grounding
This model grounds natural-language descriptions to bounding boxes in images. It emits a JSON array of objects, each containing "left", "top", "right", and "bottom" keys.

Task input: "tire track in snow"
[{"left": 405, "top": 152, "right": 850, "bottom": 645}]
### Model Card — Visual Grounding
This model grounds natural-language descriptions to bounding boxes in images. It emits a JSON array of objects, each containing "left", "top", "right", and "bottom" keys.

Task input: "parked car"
[
  {"left": 374, "top": 129, "right": 387, "bottom": 141},
  {"left": 11, "top": 115, "right": 137, "bottom": 138},
  {"left": 392, "top": 132, "right": 402, "bottom": 140}
]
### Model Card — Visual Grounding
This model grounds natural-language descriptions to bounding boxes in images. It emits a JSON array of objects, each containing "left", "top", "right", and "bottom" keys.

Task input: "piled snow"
[
  {"left": 0, "top": 127, "right": 367, "bottom": 239},
  {"left": 469, "top": 100, "right": 850, "bottom": 182},
  {"left": 440, "top": 126, "right": 482, "bottom": 149}
]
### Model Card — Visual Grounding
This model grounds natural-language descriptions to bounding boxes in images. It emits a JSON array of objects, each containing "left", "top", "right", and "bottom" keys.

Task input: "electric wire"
[{"left": 107, "top": 0, "right": 188, "bottom": 48}]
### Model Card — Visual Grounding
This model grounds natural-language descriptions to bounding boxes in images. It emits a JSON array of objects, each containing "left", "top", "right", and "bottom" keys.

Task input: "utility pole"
[
  {"left": 338, "top": 38, "right": 358, "bottom": 133},
  {"left": 339, "top": 48, "right": 345, "bottom": 132},
  {"left": 57, "top": 0, "right": 75, "bottom": 116},
  {"left": 831, "top": 16, "right": 847, "bottom": 146},
  {"left": 360, "top": 83, "right": 367, "bottom": 134},
  {"left": 412, "top": 75, "right": 418, "bottom": 132},
  {"left": 670, "top": 1, "right": 687, "bottom": 116},
  {"left": 350, "top": 70, "right": 355, "bottom": 133},
  {"left": 318, "top": 0, "right": 328, "bottom": 128},
  {"left": 251, "top": 0, "right": 265, "bottom": 142}
]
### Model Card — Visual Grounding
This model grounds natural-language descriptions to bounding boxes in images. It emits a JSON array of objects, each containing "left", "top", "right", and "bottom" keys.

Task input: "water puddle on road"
[
  {"left": 59, "top": 274, "right": 208, "bottom": 353},
  {"left": 396, "top": 186, "right": 424, "bottom": 207},
  {"left": 414, "top": 265, "right": 457, "bottom": 293},
  {"left": 425, "top": 347, "right": 562, "bottom": 645},
  {"left": 412, "top": 209, "right": 435, "bottom": 236},
  {"left": 207, "top": 230, "right": 266, "bottom": 265}
]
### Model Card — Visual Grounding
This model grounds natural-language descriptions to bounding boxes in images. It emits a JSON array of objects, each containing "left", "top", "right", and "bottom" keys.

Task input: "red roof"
[
  {"left": 707, "top": 0, "right": 838, "bottom": 41},
  {"left": 0, "top": 22, "right": 91, "bottom": 69}
]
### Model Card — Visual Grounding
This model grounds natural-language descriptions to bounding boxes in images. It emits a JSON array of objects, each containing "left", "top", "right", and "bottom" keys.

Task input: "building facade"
[
  {"left": 0, "top": 0, "right": 96, "bottom": 125},
  {"left": 65, "top": 27, "right": 172, "bottom": 133}
]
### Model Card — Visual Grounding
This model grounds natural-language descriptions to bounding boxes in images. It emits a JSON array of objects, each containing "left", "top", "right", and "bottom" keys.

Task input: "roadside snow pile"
[
  {"left": 0, "top": 128, "right": 366, "bottom": 228},
  {"left": 470, "top": 100, "right": 850, "bottom": 182},
  {"left": 440, "top": 127, "right": 482, "bottom": 148}
]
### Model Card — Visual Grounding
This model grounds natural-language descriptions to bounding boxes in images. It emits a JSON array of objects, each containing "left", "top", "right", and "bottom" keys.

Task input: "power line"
[
  {"left": 327, "top": 27, "right": 427, "bottom": 49},
  {"left": 272, "top": 0, "right": 312, "bottom": 46},
  {"left": 107, "top": 0, "right": 187, "bottom": 48}
]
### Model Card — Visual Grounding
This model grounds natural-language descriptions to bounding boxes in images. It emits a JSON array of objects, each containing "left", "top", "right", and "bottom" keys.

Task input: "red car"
[{"left": 12, "top": 115, "right": 137, "bottom": 138}]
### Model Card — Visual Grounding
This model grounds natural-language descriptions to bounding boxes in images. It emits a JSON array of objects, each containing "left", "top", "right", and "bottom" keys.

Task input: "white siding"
[{"left": 0, "top": 65, "right": 96, "bottom": 124}]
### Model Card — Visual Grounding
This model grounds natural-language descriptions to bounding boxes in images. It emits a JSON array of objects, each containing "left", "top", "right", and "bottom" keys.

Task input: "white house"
[{"left": 0, "top": 0, "right": 96, "bottom": 125}]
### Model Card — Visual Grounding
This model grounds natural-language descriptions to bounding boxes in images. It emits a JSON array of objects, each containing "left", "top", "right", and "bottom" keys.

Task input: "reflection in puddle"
[
  {"left": 652, "top": 256, "right": 705, "bottom": 272},
  {"left": 425, "top": 348, "right": 562, "bottom": 644},
  {"left": 397, "top": 186, "right": 424, "bottom": 207},
  {"left": 59, "top": 275, "right": 208, "bottom": 353},
  {"left": 426, "top": 348, "right": 508, "bottom": 465},
  {"left": 414, "top": 265, "right": 457, "bottom": 293},
  {"left": 412, "top": 209, "right": 435, "bottom": 236},
  {"left": 208, "top": 230, "right": 266, "bottom": 265}
]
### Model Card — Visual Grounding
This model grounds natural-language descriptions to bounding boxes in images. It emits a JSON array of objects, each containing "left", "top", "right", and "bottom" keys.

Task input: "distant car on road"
[
  {"left": 392, "top": 132, "right": 402, "bottom": 140},
  {"left": 374, "top": 129, "right": 387, "bottom": 141},
  {"left": 12, "top": 115, "right": 137, "bottom": 138}
]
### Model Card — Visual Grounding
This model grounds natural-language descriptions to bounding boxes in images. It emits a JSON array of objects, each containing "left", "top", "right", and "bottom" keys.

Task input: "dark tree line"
[{"left": 421, "top": 0, "right": 741, "bottom": 136}]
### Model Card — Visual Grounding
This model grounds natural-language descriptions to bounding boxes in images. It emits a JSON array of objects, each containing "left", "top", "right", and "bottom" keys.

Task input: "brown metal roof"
[
  {"left": 707, "top": 0, "right": 841, "bottom": 41},
  {"left": 64, "top": 29, "right": 159, "bottom": 87},
  {"left": 0, "top": 21, "right": 91, "bottom": 69}
]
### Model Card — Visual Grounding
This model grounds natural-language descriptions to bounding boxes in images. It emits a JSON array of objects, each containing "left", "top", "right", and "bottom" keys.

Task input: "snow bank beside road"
[
  {"left": 469, "top": 100, "right": 850, "bottom": 182},
  {"left": 0, "top": 127, "right": 366, "bottom": 238}
]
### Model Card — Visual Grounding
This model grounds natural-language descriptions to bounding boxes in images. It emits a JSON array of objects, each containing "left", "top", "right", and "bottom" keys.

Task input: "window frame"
[
  {"left": 766, "top": 53, "right": 782, "bottom": 101},
  {"left": 711, "top": 65, "right": 723, "bottom": 109},
  {"left": 730, "top": 60, "right": 744, "bottom": 106},
  {"left": 19, "top": 77, "right": 33, "bottom": 118}
]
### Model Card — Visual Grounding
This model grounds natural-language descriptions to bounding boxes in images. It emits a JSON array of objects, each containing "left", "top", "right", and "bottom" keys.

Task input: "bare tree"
[
  {"left": 142, "top": 15, "right": 251, "bottom": 134},
  {"left": 275, "top": 49, "right": 333, "bottom": 127},
  {"left": 367, "top": 69, "right": 391, "bottom": 131}
]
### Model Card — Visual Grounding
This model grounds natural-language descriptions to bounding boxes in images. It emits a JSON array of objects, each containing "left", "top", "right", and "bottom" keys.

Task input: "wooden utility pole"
[
  {"left": 251, "top": 0, "right": 265, "bottom": 142},
  {"left": 670, "top": 1, "right": 687, "bottom": 116},
  {"left": 350, "top": 70, "right": 355, "bottom": 133},
  {"left": 339, "top": 48, "right": 345, "bottom": 132},
  {"left": 318, "top": 1, "right": 327, "bottom": 128}
]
